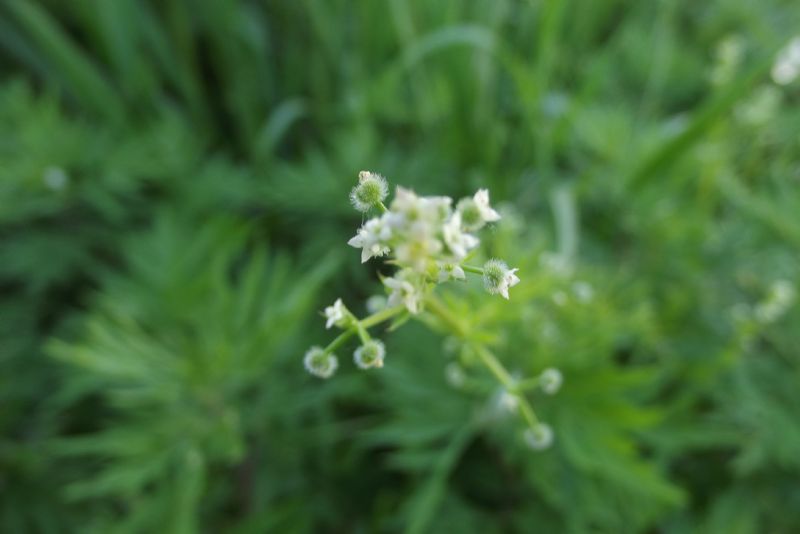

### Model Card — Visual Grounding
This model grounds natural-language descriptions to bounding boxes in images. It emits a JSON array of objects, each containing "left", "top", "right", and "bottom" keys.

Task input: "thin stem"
[
  {"left": 324, "top": 329, "right": 355, "bottom": 354},
  {"left": 323, "top": 305, "right": 404, "bottom": 354},
  {"left": 424, "top": 295, "right": 467, "bottom": 337},
  {"left": 471, "top": 343, "right": 514, "bottom": 386},
  {"left": 355, "top": 322, "right": 371, "bottom": 344},
  {"left": 423, "top": 296, "right": 540, "bottom": 429},
  {"left": 472, "top": 344, "right": 539, "bottom": 428},
  {"left": 362, "top": 305, "right": 405, "bottom": 328},
  {"left": 377, "top": 201, "right": 388, "bottom": 213},
  {"left": 461, "top": 264, "right": 484, "bottom": 275},
  {"left": 512, "top": 377, "right": 541, "bottom": 393}
]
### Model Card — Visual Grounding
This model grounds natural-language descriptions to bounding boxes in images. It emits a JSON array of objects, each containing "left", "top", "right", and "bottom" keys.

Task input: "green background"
[{"left": 1, "top": 1, "right": 799, "bottom": 532}]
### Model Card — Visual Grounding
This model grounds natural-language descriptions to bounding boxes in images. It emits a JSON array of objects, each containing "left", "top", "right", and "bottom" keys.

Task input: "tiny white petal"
[
  {"left": 474, "top": 189, "right": 501, "bottom": 222},
  {"left": 347, "top": 234, "right": 364, "bottom": 248}
]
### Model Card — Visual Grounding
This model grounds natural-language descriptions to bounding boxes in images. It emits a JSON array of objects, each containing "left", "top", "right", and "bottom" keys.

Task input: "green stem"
[
  {"left": 323, "top": 305, "right": 404, "bottom": 354},
  {"left": 472, "top": 343, "right": 539, "bottom": 428},
  {"left": 377, "top": 201, "right": 388, "bottom": 213},
  {"left": 424, "top": 295, "right": 467, "bottom": 337},
  {"left": 362, "top": 305, "right": 405, "bottom": 328},
  {"left": 324, "top": 329, "right": 355, "bottom": 354},
  {"left": 423, "top": 296, "right": 540, "bottom": 429},
  {"left": 355, "top": 322, "right": 371, "bottom": 344},
  {"left": 461, "top": 264, "right": 484, "bottom": 275},
  {"left": 471, "top": 343, "right": 513, "bottom": 386},
  {"left": 512, "top": 377, "right": 541, "bottom": 393}
]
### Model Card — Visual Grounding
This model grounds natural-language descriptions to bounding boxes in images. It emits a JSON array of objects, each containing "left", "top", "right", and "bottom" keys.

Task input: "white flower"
[
  {"left": 523, "top": 423, "right": 554, "bottom": 451},
  {"left": 457, "top": 189, "right": 500, "bottom": 231},
  {"left": 419, "top": 195, "right": 453, "bottom": 223},
  {"left": 394, "top": 221, "right": 442, "bottom": 272},
  {"left": 539, "top": 368, "right": 563, "bottom": 395},
  {"left": 353, "top": 339, "right": 386, "bottom": 369},
  {"left": 442, "top": 213, "right": 479, "bottom": 259},
  {"left": 324, "top": 298, "right": 348, "bottom": 329},
  {"left": 389, "top": 187, "right": 452, "bottom": 227},
  {"left": 384, "top": 270, "right": 423, "bottom": 314},
  {"left": 350, "top": 171, "right": 389, "bottom": 212},
  {"left": 347, "top": 217, "right": 391, "bottom": 263},
  {"left": 388, "top": 186, "right": 421, "bottom": 222},
  {"left": 474, "top": 189, "right": 501, "bottom": 222},
  {"left": 772, "top": 37, "right": 800, "bottom": 85},
  {"left": 303, "top": 346, "right": 338, "bottom": 379},
  {"left": 482, "top": 259, "right": 520, "bottom": 299},
  {"left": 437, "top": 262, "right": 466, "bottom": 283}
]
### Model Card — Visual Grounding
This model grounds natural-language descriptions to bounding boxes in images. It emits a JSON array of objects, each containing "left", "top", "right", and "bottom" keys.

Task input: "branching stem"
[
  {"left": 323, "top": 305, "right": 405, "bottom": 354},
  {"left": 423, "top": 295, "right": 540, "bottom": 429}
]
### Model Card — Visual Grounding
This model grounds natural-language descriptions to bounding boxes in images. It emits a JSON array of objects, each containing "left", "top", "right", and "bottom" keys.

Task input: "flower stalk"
[{"left": 302, "top": 171, "right": 558, "bottom": 450}]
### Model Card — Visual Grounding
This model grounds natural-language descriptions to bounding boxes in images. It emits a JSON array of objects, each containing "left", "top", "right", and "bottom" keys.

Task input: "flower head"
[
  {"left": 442, "top": 212, "right": 479, "bottom": 260},
  {"left": 482, "top": 259, "right": 520, "bottom": 299},
  {"left": 457, "top": 189, "right": 501, "bottom": 231},
  {"left": 350, "top": 171, "right": 389, "bottom": 212},
  {"left": 523, "top": 423, "right": 554, "bottom": 451},
  {"left": 437, "top": 262, "right": 466, "bottom": 283},
  {"left": 347, "top": 217, "right": 391, "bottom": 263},
  {"left": 324, "top": 298, "right": 349, "bottom": 329},
  {"left": 389, "top": 187, "right": 452, "bottom": 226},
  {"left": 393, "top": 222, "right": 443, "bottom": 272},
  {"left": 354, "top": 339, "right": 386, "bottom": 369},
  {"left": 303, "top": 347, "right": 338, "bottom": 379},
  {"left": 384, "top": 269, "right": 424, "bottom": 314},
  {"left": 539, "top": 368, "right": 563, "bottom": 395}
]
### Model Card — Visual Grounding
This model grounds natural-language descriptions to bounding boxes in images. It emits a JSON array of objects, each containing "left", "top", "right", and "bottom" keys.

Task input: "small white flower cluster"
[
  {"left": 346, "top": 172, "right": 517, "bottom": 314},
  {"left": 303, "top": 171, "right": 519, "bottom": 380},
  {"left": 304, "top": 172, "right": 556, "bottom": 453}
]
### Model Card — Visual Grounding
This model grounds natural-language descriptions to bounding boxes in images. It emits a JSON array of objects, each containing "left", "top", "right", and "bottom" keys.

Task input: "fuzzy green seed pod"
[
  {"left": 482, "top": 259, "right": 520, "bottom": 299},
  {"left": 539, "top": 368, "right": 563, "bottom": 395},
  {"left": 353, "top": 339, "right": 386, "bottom": 369},
  {"left": 304, "top": 346, "right": 338, "bottom": 379},
  {"left": 523, "top": 423, "right": 554, "bottom": 451},
  {"left": 350, "top": 171, "right": 389, "bottom": 212}
]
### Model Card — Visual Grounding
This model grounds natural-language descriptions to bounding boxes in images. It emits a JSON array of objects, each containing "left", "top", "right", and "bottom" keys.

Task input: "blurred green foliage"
[{"left": 0, "top": 0, "right": 799, "bottom": 532}]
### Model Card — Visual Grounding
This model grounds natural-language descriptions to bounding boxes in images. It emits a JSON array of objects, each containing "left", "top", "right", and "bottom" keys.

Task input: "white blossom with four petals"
[
  {"left": 347, "top": 217, "right": 391, "bottom": 263},
  {"left": 324, "top": 298, "right": 348, "bottom": 329},
  {"left": 383, "top": 270, "right": 423, "bottom": 314},
  {"left": 443, "top": 212, "right": 479, "bottom": 259}
]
